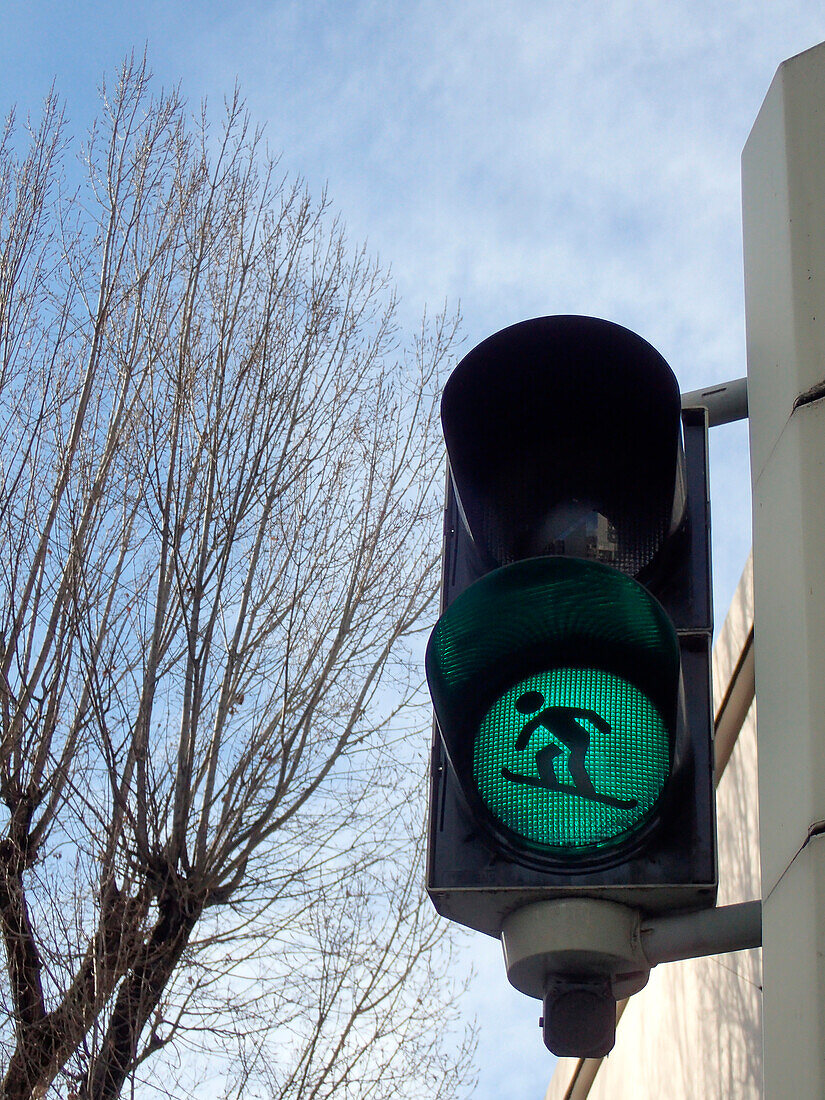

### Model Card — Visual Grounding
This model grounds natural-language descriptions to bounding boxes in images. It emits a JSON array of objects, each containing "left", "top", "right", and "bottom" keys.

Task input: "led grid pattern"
[{"left": 473, "top": 667, "right": 669, "bottom": 850}]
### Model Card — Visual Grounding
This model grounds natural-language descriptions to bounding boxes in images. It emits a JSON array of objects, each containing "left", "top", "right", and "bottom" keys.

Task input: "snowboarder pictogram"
[{"left": 501, "top": 689, "right": 637, "bottom": 809}]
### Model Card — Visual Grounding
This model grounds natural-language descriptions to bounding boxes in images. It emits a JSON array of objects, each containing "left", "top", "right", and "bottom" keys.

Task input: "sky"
[{"left": 2, "top": 3, "right": 824, "bottom": 1096}]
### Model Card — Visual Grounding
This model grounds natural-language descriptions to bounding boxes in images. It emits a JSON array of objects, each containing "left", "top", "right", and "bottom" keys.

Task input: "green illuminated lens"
[{"left": 473, "top": 668, "right": 669, "bottom": 851}]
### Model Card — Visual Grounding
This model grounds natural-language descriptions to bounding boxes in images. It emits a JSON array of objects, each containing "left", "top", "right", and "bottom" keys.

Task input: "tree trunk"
[
  {"left": 0, "top": 877, "right": 152, "bottom": 1100},
  {"left": 83, "top": 893, "right": 201, "bottom": 1100}
]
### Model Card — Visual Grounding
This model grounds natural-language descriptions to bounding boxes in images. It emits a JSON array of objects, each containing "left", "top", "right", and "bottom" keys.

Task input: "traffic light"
[{"left": 425, "top": 316, "right": 716, "bottom": 947}]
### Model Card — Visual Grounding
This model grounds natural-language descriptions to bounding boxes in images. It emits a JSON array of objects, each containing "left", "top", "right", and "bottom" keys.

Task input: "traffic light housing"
[{"left": 426, "top": 316, "right": 716, "bottom": 940}]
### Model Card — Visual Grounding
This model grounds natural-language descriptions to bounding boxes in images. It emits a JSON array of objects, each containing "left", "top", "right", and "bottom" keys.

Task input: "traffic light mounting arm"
[
  {"left": 681, "top": 376, "right": 748, "bottom": 426},
  {"left": 502, "top": 896, "right": 762, "bottom": 1058},
  {"left": 502, "top": 897, "right": 763, "bottom": 1003}
]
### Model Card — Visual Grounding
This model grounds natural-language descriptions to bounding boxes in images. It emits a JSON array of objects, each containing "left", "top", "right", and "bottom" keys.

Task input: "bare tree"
[{"left": 0, "top": 56, "right": 473, "bottom": 1099}]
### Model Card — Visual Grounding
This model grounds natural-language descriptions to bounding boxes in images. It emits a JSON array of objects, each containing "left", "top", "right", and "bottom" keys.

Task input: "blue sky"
[{"left": 2, "top": 3, "right": 824, "bottom": 1096}]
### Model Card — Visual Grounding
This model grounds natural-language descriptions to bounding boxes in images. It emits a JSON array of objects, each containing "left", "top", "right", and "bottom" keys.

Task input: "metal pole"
[
  {"left": 681, "top": 377, "right": 748, "bottom": 426},
  {"left": 742, "top": 39, "right": 825, "bottom": 1098},
  {"left": 639, "top": 900, "right": 762, "bottom": 966}
]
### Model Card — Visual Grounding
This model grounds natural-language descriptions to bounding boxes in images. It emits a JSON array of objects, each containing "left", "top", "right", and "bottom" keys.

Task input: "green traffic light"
[
  {"left": 473, "top": 667, "right": 669, "bottom": 851},
  {"left": 425, "top": 556, "right": 681, "bottom": 861}
]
